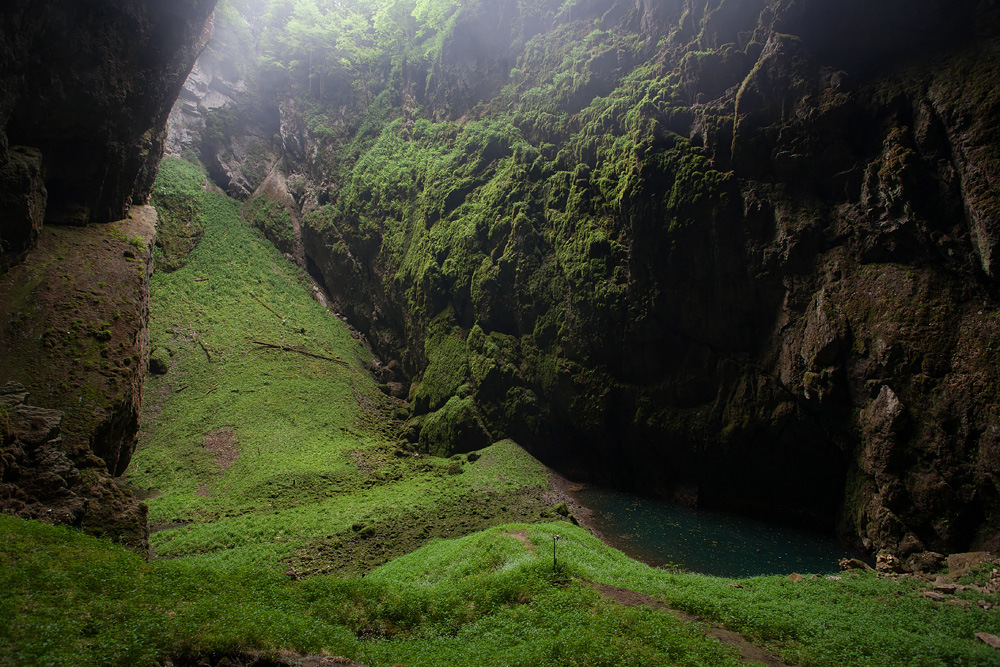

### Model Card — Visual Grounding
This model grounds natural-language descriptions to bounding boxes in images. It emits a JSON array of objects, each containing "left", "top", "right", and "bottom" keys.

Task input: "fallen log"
[{"left": 252, "top": 340, "right": 348, "bottom": 366}]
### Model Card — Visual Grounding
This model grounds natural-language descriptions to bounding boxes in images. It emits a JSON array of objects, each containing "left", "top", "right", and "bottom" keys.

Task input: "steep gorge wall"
[
  {"left": 0, "top": 1, "right": 217, "bottom": 547},
  {"left": 190, "top": 0, "right": 1000, "bottom": 560}
]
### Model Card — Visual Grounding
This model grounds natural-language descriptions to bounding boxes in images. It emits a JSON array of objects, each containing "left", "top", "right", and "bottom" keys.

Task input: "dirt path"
[
  {"left": 504, "top": 530, "right": 538, "bottom": 553},
  {"left": 592, "top": 583, "right": 799, "bottom": 667}
]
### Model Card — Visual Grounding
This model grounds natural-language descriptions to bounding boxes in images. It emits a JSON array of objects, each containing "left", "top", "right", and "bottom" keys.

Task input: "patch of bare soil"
[
  {"left": 350, "top": 448, "right": 384, "bottom": 475},
  {"left": 504, "top": 530, "right": 537, "bottom": 553},
  {"left": 149, "top": 520, "right": 190, "bottom": 535},
  {"left": 205, "top": 428, "right": 238, "bottom": 472},
  {"left": 592, "top": 583, "right": 800, "bottom": 667}
]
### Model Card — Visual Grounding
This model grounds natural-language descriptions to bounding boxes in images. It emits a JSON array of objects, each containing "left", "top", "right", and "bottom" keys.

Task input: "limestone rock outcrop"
[
  {"left": 0, "top": 206, "right": 158, "bottom": 548},
  {"left": 165, "top": 4, "right": 280, "bottom": 200},
  {"left": 0, "top": 382, "right": 147, "bottom": 550}
]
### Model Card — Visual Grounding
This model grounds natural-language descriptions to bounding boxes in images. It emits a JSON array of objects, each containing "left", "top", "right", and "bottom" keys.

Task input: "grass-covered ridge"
[{"left": 4, "top": 515, "right": 1000, "bottom": 666}]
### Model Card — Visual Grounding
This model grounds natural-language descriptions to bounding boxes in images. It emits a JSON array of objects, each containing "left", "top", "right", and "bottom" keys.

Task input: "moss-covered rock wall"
[{"left": 183, "top": 0, "right": 1000, "bottom": 560}]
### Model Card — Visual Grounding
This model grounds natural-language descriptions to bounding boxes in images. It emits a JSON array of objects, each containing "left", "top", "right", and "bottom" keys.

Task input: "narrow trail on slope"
[{"left": 592, "top": 583, "right": 800, "bottom": 667}]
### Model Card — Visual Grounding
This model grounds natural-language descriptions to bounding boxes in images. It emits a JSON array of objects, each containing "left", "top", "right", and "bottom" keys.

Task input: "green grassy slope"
[{"left": 127, "top": 158, "right": 564, "bottom": 573}]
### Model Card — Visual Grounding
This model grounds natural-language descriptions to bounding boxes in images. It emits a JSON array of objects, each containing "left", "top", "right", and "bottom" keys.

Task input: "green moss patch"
[
  {"left": 150, "top": 157, "right": 206, "bottom": 273},
  {"left": 242, "top": 195, "right": 295, "bottom": 253},
  {"left": 410, "top": 325, "right": 470, "bottom": 413},
  {"left": 418, "top": 395, "right": 492, "bottom": 457}
]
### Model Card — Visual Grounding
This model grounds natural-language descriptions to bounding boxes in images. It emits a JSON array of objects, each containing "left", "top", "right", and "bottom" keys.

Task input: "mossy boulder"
[
  {"left": 410, "top": 328, "right": 470, "bottom": 414},
  {"left": 419, "top": 396, "right": 491, "bottom": 458},
  {"left": 242, "top": 195, "right": 294, "bottom": 255},
  {"left": 149, "top": 347, "right": 171, "bottom": 375},
  {"left": 0, "top": 146, "right": 46, "bottom": 273},
  {"left": 150, "top": 158, "right": 206, "bottom": 272}
]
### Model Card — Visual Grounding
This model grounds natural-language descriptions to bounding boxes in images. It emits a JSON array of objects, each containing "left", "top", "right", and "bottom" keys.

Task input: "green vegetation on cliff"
[
  {"left": 260, "top": 0, "right": 739, "bottom": 465},
  {"left": 214, "top": 0, "right": 1000, "bottom": 559},
  {"left": 150, "top": 157, "right": 206, "bottom": 272}
]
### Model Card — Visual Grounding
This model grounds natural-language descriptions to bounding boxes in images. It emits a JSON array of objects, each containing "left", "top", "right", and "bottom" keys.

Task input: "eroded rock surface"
[
  {"left": 0, "top": 206, "right": 158, "bottom": 549},
  {"left": 165, "top": 3, "right": 280, "bottom": 200},
  {"left": 0, "top": 382, "right": 147, "bottom": 550}
]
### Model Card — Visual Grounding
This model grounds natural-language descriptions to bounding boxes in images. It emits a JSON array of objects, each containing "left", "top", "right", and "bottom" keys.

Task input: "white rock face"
[{"left": 165, "top": 49, "right": 247, "bottom": 156}]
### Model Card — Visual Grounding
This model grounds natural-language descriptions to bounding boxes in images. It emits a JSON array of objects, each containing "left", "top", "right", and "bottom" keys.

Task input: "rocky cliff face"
[
  {"left": 0, "top": 1, "right": 217, "bottom": 231},
  {"left": 184, "top": 0, "right": 1000, "bottom": 560},
  {"left": 165, "top": 2, "right": 280, "bottom": 202},
  {"left": 0, "top": 1, "right": 217, "bottom": 547},
  {"left": 0, "top": 206, "right": 159, "bottom": 549}
]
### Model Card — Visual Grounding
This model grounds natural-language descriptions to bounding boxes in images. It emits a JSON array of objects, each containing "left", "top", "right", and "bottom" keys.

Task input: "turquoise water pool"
[{"left": 573, "top": 487, "right": 868, "bottom": 578}]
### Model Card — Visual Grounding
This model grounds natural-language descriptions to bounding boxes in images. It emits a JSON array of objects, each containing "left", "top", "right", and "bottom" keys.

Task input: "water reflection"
[{"left": 573, "top": 487, "right": 867, "bottom": 578}]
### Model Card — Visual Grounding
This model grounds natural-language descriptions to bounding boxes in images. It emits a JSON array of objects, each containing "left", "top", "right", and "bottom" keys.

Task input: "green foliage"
[
  {"left": 252, "top": 3, "right": 736, "bottom": 457},
  {"left": 290, "top": 6, "right": 734, "bottom": 445},
  {"left": 210, "top": 0, "right": 257, "bottom": 79},
  {"left": 134, "top": 171, "right": 561, "bottom": 574},
  {"left": 411, "top": 325, "right": 470, "bottom": 413},
  {"left": 419, "top": 394, "right": 491, "bottom": 457},
  {"left": 258, "top": 0, "right": 473, "bottom": 105},
  {"left": 242, "top": 194, "right": 295, "bottom": 250}
]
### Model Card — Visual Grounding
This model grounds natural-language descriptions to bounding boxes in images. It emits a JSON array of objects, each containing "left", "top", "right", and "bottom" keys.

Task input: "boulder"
[
  {"left": 876, "top": 550, "right": 910, "bottom": 574},
  {"left": 149, "top": 347, "right": 171, "bottom": 375},
  {"left": 0, "top": 383, "right": 147, "bottom": 551},
  {"left": 839, "top": 557, "right": 874, "bottom": 572},
  {"left": 947, "top": 552, "right": 993, "bottom": 578},
  {"left": 905, "top": 551, "right": 947, "bottom": 574},
  {"left": 0, "top": 207, "right": 157, "bottom": 476},
  {"left": 419, "top": 396, "right": 492, "bottom": 458}
]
